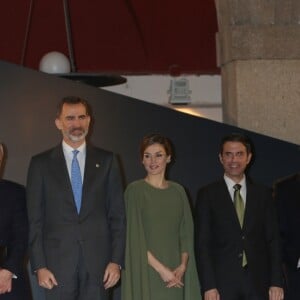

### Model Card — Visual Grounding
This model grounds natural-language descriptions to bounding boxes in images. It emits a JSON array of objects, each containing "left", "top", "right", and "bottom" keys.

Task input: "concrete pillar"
[{"left": 215, "top": 0, "right": 300, "bottom": 144}]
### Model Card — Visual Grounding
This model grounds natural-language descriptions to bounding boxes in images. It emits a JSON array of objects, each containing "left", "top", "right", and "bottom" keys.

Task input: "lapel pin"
[{"left": 96, "top": 163, "right": 100, "bottom": 168}]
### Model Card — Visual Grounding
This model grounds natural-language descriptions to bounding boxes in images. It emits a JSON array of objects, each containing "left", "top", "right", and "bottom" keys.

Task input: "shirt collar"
[
  {"left": 224, "top": 174, "right": 246, "bottom": 190},
  {"left": 62, "top": 140, "right": 86, "bottom": 154}
]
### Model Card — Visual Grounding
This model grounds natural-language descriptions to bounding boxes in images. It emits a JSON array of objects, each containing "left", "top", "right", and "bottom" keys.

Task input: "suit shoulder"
[
  {"left": 30, "top": 147, "right": 57, "bottom": 161},
  {"left": 198, "top": 179, "right": 224, "bottom": 193},
  {"left": 0, "top": 179, "right": 25, "bottom": 191},
  {"left": 0, "top": 180, "right": 25, "bottom": 201},
  {"left": 247, "top": 178, "right": 271, "bottom": 192},
  {"left": 89, "top": 145, "right": 114, "bottom": 158},
  {"left": 273, "top": 173, "right": 299, "bottom": 189}
]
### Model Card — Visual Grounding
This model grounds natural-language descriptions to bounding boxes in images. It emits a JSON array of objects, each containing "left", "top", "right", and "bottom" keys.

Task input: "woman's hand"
[
  {"left": 158, "top": 265, "right": 184, "bottom": 288},
  {"left": 173, "top": 263, "right": 186, "bottom": 282},
  {"left": 169, "top": 252, "right": 188, "bottom": 287},
  {"left": 147, "top": 251, "right": 184, "bottom": 288}
]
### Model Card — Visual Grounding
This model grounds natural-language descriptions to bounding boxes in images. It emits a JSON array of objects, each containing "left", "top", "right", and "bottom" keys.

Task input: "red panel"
[{"left": 0, "top": 0, "right": 219, "bottom": 74}]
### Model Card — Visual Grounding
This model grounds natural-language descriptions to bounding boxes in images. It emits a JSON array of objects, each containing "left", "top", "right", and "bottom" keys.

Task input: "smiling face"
[
  {"left": 142, "top": 143, "right": 171, "bottom": 177},
  {"left": 55, "top": 103, "right": 91, "bottom": 148},
  {"left": 219, "top": 141, "right": 252, "bottom": 182}
]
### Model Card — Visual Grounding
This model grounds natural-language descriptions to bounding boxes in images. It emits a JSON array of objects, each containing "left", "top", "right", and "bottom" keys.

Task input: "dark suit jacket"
[
  {"left": 26, "top": 144, "right": 126, "bottom": 286},
  {"left": 273, "top": 174, "right": 300, "bottom": 270},
  {"left": 0, "top": 179, "right": 30, "bottom": 299},
  {"left": 195, "top": 178, "right": 282, "bottom": 298}
]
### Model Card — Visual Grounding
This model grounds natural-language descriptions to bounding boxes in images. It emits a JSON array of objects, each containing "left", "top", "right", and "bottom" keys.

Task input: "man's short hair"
[
  {"left": 56, "top": 96, "right": 91, "bottom": 118},
  {"left": 219, "top": 133, "right": 252, "bottom": 154}
]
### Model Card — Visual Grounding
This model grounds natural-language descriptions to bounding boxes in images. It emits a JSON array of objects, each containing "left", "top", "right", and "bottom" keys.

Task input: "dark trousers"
[
  {"left": 285, "top": 266, "right": 300, "bottom": 300},
  {"left": 44, "top": 244, "right": 108, "bottom": 300},
  {"left": 218, "top": 266, "right": 266, "bottom": 300}
]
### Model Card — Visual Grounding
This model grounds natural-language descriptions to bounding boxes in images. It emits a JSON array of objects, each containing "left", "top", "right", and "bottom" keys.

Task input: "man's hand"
[
  {"left": 103, "top": 262, "right": 120, "bottom": 289},
  {"left": 204, "top": 288, "right": 220, "bottom": 300},
  {"left": 37, "top": 268, "right": 58, "bottom": 290},
  {"left": 0, "top": 269, "right": 13, "bottom": 294},
  {"left": 269, "top": 286, "right": 284, "bottom": 300}
]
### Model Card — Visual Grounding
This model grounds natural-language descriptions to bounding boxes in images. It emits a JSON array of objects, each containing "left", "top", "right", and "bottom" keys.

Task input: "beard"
[{"left": 65, "top": 127, "right": 88, "bottom": 142}]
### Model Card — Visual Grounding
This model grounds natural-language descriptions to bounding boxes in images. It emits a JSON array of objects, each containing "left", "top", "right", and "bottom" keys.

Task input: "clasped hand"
[{"left": 159, "top": 264, "right": 185, "bottom": 288}]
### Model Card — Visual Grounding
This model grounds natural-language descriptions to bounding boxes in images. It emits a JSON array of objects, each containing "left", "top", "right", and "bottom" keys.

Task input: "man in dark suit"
[
  {"left": 195, "top": 133, "right": 284, "bottom": 300},
  {"left": 26, "top": 96, "right": 126, "bottom": 300},
  {"left": 274, "top": 174, "right": 300, "bottom": 300},
  {"left": 0, "top": 143, "right": 30, "bottom": 299}
]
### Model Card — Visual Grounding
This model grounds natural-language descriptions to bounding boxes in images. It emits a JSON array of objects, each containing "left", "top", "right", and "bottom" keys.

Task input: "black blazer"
[
  {"left": 0, "top": 180, "right": 28, "bottom": 276},
  {"left": 274, "top": 173, "right": 300, "bottom": 270},
  {"left": 0, "top": 179, "right": 31, "bottom": 299},
  {"left": 195, "top": 178, "right": 282, "bottom": 297},
  {"left": 26, "top": 144, "right": 126, "bottom": 284}
]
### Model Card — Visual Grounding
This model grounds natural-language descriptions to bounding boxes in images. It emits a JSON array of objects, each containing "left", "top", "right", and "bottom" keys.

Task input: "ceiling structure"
[{"left": 0, "top": 0, "right": 219, "bottom": 75}]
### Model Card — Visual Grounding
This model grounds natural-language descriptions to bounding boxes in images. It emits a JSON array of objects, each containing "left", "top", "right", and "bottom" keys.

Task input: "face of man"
[
  {"left": 55, "top": 103, "right": 91, "bottom": 148},
  {"left": 219, "top": 141, "right": 252, "bottom": 183}
]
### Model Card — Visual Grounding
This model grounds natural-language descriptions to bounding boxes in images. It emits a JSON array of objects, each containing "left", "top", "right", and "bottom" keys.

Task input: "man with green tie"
[{"left": 195, "top": 133, "right": 284, "bottom": 300}]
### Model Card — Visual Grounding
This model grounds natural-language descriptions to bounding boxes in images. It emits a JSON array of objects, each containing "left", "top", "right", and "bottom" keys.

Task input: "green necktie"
[
  {"left": 233, "top": 184, "right": 244, "bottom": 226},
  {"left": 233, "top": 184, "right": 247, "bottom": 266}
]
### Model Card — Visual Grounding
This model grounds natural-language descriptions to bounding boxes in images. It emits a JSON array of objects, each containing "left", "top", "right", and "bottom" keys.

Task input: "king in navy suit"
[
  {"left": 26, "top": 96, "right": 126, "bottom": 300},
  {"left": 0, "top": 143, "right": 30, "bottom": 299}
]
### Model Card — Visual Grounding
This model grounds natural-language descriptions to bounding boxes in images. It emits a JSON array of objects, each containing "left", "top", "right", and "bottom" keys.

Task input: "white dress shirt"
[
  {"left": 62, "top": 141, "right": 86, "bottom": 181},
  {"left": 224, "top": 174, "right": 247, "bottom": 205}
]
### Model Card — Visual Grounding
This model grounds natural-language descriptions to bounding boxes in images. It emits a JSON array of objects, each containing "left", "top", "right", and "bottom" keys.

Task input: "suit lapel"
[
  {"left": 220, "top": 180, "right": 242, "bottom": 229},
  {"left": 49, "top": 145, "right": 75, "bottom": 209},
  {"left": 243, "top": 179, "right": 255, "bottom": 230},
  {"left": 80, "top": 145, "right": 102, "bottom": 215}
]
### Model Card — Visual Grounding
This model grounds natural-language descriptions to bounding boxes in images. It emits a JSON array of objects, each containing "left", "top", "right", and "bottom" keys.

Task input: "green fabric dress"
[{"left": 122, "top": 179, "right": 201, "bottom": 300}]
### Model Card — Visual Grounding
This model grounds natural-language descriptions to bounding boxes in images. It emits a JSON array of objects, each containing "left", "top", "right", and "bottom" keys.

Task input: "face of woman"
[{"left": 142, "top": 143, "right": 171, "bottom": 176}]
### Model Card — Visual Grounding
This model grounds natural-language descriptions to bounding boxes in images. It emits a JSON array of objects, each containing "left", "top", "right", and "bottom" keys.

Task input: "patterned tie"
[
  {"left": 233, "top": 183, "right": 247, "bottom": 266},
  {"left": 71, "top": 150, "right": 82, "bottom": 213}
]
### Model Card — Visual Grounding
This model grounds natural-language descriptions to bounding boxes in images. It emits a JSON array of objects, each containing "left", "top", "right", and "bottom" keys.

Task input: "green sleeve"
[
  {"left": 122, "top": 184, "right": 151, "bottom": 300},
  {"left": 176, "top": 184, "right": 202, "bottom": 300}
]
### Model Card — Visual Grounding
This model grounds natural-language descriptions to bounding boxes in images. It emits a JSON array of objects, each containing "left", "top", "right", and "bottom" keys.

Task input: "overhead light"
[
  {"left": 22, "top": 0, "right": 126, "bottom": 87},
  {"left": 39, "top": 51, "right": 71, "bottom": 74}
]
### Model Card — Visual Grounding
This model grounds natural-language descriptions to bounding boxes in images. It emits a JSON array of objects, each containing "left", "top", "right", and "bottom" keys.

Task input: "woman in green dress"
[{"left": 122, "top": 133, "right": 201, "bottom": 300}]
